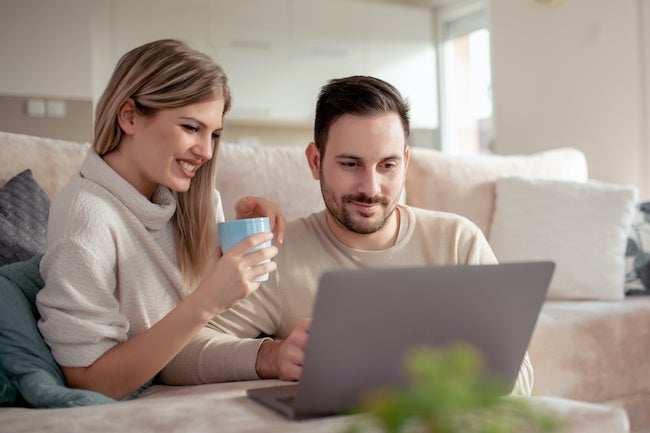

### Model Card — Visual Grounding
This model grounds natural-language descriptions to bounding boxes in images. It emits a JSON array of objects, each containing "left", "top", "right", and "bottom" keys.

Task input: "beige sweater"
[{"left": 161, "top": 206, "right": 534, "bottom": 395}]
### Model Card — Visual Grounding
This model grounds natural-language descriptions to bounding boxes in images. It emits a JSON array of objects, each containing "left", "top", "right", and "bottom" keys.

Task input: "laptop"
[{"left": 246, "top": 261, "right": 554, "bottom": 419}]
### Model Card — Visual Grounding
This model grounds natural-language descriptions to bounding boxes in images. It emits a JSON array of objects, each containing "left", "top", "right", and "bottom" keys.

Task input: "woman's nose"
[{"left": 194, "top": 135, "right": 214, "bottom": 160}]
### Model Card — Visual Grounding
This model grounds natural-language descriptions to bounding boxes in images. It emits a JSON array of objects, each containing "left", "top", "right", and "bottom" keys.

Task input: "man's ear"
[
  {"left": 116, "top": 99, "right": 138, "bottom": 135},
  {"left": 404, "top": 145, "right": 411, "bottom": 171},
  {"left": 305, "top": 142, "right": 321, "bottom": 180}
]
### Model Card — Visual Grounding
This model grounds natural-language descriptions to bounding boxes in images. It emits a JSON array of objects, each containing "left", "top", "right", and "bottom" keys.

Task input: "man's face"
[{"left": 307, "top": 112, "right": 409, "bottom": 244}]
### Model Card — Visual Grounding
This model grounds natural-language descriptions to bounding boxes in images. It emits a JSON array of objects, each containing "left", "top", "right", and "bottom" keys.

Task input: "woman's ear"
[
  {"left": 116, "top": 99, "right": 138, "bottom": 135},
  {"left": 305, "top": 142, "right": 321, "bottom": 180}
]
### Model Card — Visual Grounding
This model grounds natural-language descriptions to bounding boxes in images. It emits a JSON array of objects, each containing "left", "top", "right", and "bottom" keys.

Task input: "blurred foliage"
[{"left": 344, "top": 343, "right": 564, "bottom": 433}]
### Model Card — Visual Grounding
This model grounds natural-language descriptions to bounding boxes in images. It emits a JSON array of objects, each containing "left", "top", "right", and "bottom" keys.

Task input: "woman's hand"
[
  {"left": 234, "top": 196, "right": 286, "bottom": 244},
  {"left": 198, "top": 232, "right": 278, "bottom": 316}
]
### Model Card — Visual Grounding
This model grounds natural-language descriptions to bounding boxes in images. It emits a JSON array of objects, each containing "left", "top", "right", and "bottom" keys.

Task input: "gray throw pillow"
[{"left": 0, "top": 170, "right": 50, "bottom": 266}]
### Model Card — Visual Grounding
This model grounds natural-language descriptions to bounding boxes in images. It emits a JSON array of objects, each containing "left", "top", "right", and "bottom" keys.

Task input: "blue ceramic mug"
[{"left": 217, "top": 217, "right": 272, "bottom": 281}]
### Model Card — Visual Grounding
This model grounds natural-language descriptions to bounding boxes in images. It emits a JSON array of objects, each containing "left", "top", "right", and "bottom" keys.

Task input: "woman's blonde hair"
[{"left": 94, "top": 39, "right": 231, "bottom": 290}]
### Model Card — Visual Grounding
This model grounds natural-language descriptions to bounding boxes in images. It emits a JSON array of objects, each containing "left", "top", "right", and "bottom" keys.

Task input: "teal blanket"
[{"left": 0, "top": 255, "right": 115, "bottom": 407}]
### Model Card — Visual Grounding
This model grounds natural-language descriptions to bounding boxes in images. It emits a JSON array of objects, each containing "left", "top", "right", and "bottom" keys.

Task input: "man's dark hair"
[{"left": 313, "top": 76, "right": 410, "bottom": 154}]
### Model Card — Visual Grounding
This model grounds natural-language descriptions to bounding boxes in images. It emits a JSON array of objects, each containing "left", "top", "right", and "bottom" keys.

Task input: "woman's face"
[{"left": 112, "top": 97, "right": 225, "bottom": 198}]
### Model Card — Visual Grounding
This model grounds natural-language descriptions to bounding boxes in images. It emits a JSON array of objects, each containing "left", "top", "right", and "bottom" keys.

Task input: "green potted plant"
[{"left": 345, "top": 343, "right": 564, "bottom": 433}]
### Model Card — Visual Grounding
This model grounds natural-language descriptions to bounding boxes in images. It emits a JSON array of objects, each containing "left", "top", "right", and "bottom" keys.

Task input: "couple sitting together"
[{"left": 34, "top": 38, "right": 532, "bottom": 402}]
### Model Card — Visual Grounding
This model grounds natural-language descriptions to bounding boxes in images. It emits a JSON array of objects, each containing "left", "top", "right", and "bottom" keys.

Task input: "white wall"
[
  {"left": 489, "top": 0, "right": 649, "bottom": 198},
  {"left": 0, "top": 0, "right": 94, "bottom": 99}
]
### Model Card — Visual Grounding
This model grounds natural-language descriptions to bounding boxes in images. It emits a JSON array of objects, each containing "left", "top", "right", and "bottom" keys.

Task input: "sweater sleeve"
[
  {"left": 158, "top": 326, "right": 266, "bottom": 384},
  {"left": 159, "top": 276, "right": 284, "bottom": 384},
  {"left": 462, "top": 218, "right": 498, "bottom": 265},
  {"left": 36, "top": 194, "right": 127, "bottom": 368}
]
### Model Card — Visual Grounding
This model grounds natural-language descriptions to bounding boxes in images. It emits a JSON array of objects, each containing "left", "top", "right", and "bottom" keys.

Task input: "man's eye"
[{"left": 341, "top": 161, "right": 357, "bottom": 168}]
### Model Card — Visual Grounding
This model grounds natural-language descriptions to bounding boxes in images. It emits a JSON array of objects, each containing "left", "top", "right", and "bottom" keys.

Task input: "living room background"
[{"left": 0, "top": 0, "right": 648, "bottom": 199}]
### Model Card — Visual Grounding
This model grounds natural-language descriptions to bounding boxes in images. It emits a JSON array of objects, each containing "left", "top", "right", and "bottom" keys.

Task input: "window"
[{"left": 437, "top": 1, "right": 492, "bottom": 155}]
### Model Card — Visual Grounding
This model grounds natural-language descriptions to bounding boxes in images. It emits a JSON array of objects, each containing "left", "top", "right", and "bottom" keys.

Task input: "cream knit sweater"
[
  {"left": 161, "top": 206, "right": 534, "bottom": 396},
  {"left": 36, "top": 151, "right": 224, "bottom": 368}
]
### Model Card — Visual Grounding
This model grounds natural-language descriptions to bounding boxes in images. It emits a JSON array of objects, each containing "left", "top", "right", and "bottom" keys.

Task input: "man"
[{"left": 162, "top": 76, "right": 533, "bottom": 396}]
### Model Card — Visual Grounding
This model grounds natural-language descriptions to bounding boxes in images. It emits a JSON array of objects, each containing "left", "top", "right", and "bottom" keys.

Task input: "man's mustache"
[{"left": 342, "top": 194, "right": 389, "bottom": 206}]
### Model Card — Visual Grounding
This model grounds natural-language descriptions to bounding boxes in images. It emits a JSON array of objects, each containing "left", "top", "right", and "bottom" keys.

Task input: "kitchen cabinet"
[{"left": 111, "top": 0, "right": 437, "bottom": 128}]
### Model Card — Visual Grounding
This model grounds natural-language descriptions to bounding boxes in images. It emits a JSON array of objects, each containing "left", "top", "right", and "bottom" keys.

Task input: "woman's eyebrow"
[
  {"left": 178, "top": 116, "right": 206, "bottom": 128},
  {"left": 179, "top": 116, "right": 222, "bottom": 133}
]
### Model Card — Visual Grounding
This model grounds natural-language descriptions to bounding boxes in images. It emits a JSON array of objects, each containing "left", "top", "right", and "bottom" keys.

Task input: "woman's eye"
[
  {"left": 183, "top": 124, "right": 199, "bottom": 133},
  {"left": 211, "top": 132, "right": 221, "bottom": 141}
]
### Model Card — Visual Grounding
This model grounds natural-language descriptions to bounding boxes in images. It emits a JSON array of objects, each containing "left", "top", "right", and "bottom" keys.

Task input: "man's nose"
[{"left": 357, "top": 169, "right": 381, "bottom": 197}]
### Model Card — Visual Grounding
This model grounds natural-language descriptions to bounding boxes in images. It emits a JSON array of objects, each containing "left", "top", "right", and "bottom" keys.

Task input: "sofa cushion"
[
  {"left": 489, "top": 177, "right": 637, "bottom": 301},
  {"left": 524, "top": 396, "right": 630, "bottom": 433},
  {"left": 0, "top": 380, "right": 632, "bottom": 433},
  {"left": 0, "top": 131, "right": 89, "bottom": 199},
  {"left": 0, "top": 170, "right": 50, "bottom": 266},
  {"left": 529, "top": 296, "right": 650, "bottom": 422},
  {"left": 215, "top": 142, "right": 324, "bottom": 221},
  {"left": 405, "top": 147, "right": 588, "bottom": 237}
]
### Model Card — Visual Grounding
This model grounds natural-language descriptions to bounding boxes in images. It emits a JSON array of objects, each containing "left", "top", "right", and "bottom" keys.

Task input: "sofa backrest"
[
  {"left": 215, "top": 142, "right": 324, "bottom": 221},
  {"left": 405, "top": 147, "right": 589, "bottom": 236},
  {"left": 0, "top": 131, "right": 589, "bottom": 235},
  {"left": 0, "top": 131, "right": 89, "bottom": 198}
]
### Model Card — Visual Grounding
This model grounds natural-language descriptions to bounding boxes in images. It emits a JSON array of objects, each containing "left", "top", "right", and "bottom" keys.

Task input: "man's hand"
[
  {"left": 255, "top": 318, "right": 311, "bottom": 380},
  {"left": 234, "top": 196, "right": 286, "bottom": 244}
]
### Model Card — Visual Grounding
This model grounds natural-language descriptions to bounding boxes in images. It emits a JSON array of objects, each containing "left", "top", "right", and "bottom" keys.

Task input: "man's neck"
[{"left": 326, "top": 208, "right": 400, "bottom": 251}]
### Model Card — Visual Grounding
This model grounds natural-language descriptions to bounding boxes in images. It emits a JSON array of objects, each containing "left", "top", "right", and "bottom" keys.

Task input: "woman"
[{"left": 35, "top": 39, "right": 283, "bottom": 400}]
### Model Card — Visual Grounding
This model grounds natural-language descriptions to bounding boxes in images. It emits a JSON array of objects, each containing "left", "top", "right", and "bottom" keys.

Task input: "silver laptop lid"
[{"left": 292, "top": 261, "right": 554, "bottom": 417}]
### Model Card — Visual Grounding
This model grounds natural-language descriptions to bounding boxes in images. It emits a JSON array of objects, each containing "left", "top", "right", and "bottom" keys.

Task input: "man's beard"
[{"left": 320, "top": 180, "right": 395, "bottom": 235}]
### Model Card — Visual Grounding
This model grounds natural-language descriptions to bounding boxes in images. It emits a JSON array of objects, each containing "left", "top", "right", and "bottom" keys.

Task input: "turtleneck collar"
[{"left": 80, "top": 150, "right": 176, "bottom": 231}]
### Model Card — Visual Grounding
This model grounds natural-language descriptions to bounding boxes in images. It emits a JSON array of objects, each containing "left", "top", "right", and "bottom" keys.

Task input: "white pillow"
[{"left": 489, "top": 177, "right": 638, "bottom": 300}]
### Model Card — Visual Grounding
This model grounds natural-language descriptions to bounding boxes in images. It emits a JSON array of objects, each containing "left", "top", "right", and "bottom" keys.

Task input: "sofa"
[{"left": 0, "top": 130, "right": 648, "bottom": 433}]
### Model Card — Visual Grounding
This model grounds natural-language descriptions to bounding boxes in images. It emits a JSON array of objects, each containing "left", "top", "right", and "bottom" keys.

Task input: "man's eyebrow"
[
  {"left": 335, "top": 153, "right": 363, "bottom": 160},
  {"left": 335, "top": 153, "right": 402, "bottom": 160}
]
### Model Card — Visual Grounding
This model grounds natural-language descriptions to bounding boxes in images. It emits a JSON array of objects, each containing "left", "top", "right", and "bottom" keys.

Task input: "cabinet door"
[
  {"left": 288, "top": 0, "right": 369, "bottom": 122},
  {"left": 209, "top": 0, "right": 294, "bottom": 122},
  {"left": 113, "top": 0, "right": 212, "bottom": 62},
  {"left": 365, "top": 3, "right": 438, "bottom": 129},
  {"left": 1, "top": 0, "right": 93, "bottom": 98}
]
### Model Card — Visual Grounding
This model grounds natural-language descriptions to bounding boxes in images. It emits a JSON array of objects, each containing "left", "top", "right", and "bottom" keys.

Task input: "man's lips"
[
  {"left": 348, "top": 201, "right": 385, "bottom": 217},
  {"left": 352, "top": 201, "right": 380, "bottom": 211}
]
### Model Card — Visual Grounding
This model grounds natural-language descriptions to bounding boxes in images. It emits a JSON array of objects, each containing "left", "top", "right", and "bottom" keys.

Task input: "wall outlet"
[
  {"left": 26, "top": 98, "right": 46, "bottom": 118},
  {"left": 47, "top": 99, "right": 66, "bottom": 118}
]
